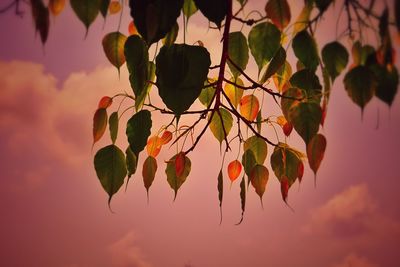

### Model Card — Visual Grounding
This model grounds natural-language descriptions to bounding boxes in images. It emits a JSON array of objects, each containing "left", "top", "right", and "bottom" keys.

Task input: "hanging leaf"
[
  {"left": 129, "top": 0, "right": 183, "bottom": 45},
  {"left": 371, "top": 65, "right": 399, "bottom": 106},
  {"left": 228, "top": 160, "right": 242, "bottom": 183},
  {"left": 270, "top": 143, "right": 303, "bottom": 185},
  {"left": 142, "top": 156, "right": 157, "bottom": 195},
  {"left": 166, "top": 153, "right": 191, "bottom": 200},
  {"left": 248, "top": 22, "right": 281, "bottom": 74},
  {"left": 239, "top": 95, "right": 260, "bottom": 121},
  {"left": 297, "top": 160, "right": 304, "bottom": 183},
  {"left": 228, "top": 31, "right": 249, "bottom": 79},
  {"left": 156, "top": 44, "right": 211, "bottom": 116},
  {"left": 193, "top": 0, "right": 227, "bottom": 28},
  {"left": 265, "top": 0, "right": 291, "bottom": 31},
  {"left": 223, "top": 78, "right": 244, "bottom": 108},
  {"left": 236, "top": 176, "right": 246, "bottom": 225},
  {"left": 289, "top": 69, "right": 322, "bottom": 103},
  {"left": 292, "top": 30, "right": 319, "bottom": 72},
  {"left": 288, "top": 102, "right": 322, "bottom": 144},
  {"left": 70, "top": 0, "right": 101, "bottom": 36},
  {"left": 343, "top": 66, "right": 376, "bottom": 111},
  {"left": 199, "top": 79, "right": 216, "bottom": 107},
  {"left": 108, "top": 1, "right": 121, "bottom": 14},
  {"left": 137, "top": 62, "right": 156, "bottom": 111},
  {"left": 241, "top": 149, "right": 257, "bottom": 176},
  {"left": 126, "top": 110, "right": 152, "bottom": 156},
  {"left": 146, "top": 136, "right": 162, "bottom": 157},
  {"left": 128, "top": 21, "right": 139, "bottom": 35},
  {"left": 160, "top": 130, "right": 173, "bottom": 145},
  {"left": 307, "top": 134, "right": 327, "bottom": 175},
  {"left": 94, "top": 145, "right": 127, "bottom": 205},
  {"left": 243, "top": 136, "right": 268, "bottom": 164},
  {"left": 31, "top": 0, "right": 50, "bottom": 45},
  {"left": 260, "top": 46, "right": 286, "bottom": 84},
  {"left": 102, "top": 32, "right": 127, "bottom": 72},
  {"left": 209, "top": 108, "right": 233, "bottom": 144},
  {"left": 217, "top": 169, "right": 223, "bottom": 223},
  {"left": 281, "top": 87, "right": 303, "bottom": 120},
  {"left": 49, "top": 0, "right": 65, "bottom": 16},
  {"left": 175, "top": 152, "right": 186, "bottom": 178},
  {"left": 280, "top": 176, "right": 289, "bottom": 202},
  {"left": 183, "top": 0, "right": 198, "bottom": 20},
  {"left": 322, "top": 41, "right": 349, "bottom": 82},
  {"left": 162, "top": 22, "right": 179, "bottom": 47},
  {"left": 292, "top": 0, "right": 312, "bottom": 36},
  {"left": 126, "top": 147, "right": 137, "bottom": 179},
  {"left": 273, "top": 60, "right": 292, "bottom": 92},
  {"left": 98, "top": 96, "right": 113, "bottom": 109},
  {"left": 249, "top": 165, "right": 269, "bottom": 203},
  {"left": 315, "top": 0, "right": 333, "bottom": 13},
  {"left": 93, "top": 108, "right": 108, "bottom": 146},
  {"left": 256, "top": 111, "right": 262, "bottom": 133},
  {"left": 100, "top": 0, "right": 111, "bottom": 18},
  {"left": 109, "top": 112, "right": 118, "bottom": 144}
]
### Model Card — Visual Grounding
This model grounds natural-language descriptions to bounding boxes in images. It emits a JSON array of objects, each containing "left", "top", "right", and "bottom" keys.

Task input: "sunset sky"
[{"left": 1, "top": 1, "right": 400, "bottom": 267}]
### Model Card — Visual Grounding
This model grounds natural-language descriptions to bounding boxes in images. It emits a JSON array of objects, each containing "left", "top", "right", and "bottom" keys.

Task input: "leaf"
[
  {"left": 166, "top": 153, "right": 191, "bottom": 200},
  {"left": 228, "top": 160, "right": 242, "bottom": 183},
  {"left": 209, "top": 108, "right": 233, "bottom": 144},
  {"left": 156, "top": 44, "right": 211, "bottom": 116},
  {"left": 70, "top": 0, "right": 101, "bottom": 36},
  {"left": 371, "top": 65, "right": 399, "bottom": 106},
  {"left": 260, "top": 46, "right": 286, "bottom": 84},
  {"left": 343, "top": 66, "right": 376, "bottom": 111},
  {"left": 162, "top": 22, "right": 179, "bottom": 47},
  {"left": 49, "top": 0, "right": 65, "bottom": 16},
  {"left": 256, "top": 111, "right": 262, "bottom": 133},
  {"left": 297, "top": 160, "right": 304, "bottom": 183},
  {"left": 93, "top": 108, "right": 108, "bottom": 145},
  {"left": 315, "top": 0, "right": 333, "bottom": 13},
  {"left": 126, "top": 110, "right": 152, "bottom": 156},
  {"left": 100, "top": 0, "right": 110, "bottom": 18},
  {"left": 283, "top": 121, "right": 293, "bottom": 136},
  {"left": 217, "top": 169, "right": 223, "bottom": 221},
  {"left": 288, "top": 102, "right": 322, "bottom": 144},
  {"left": 146, "top": 136, "right": 162, "bottom": 157},
  {"left": 270, "top": 143, "right": 303, "bottom": 185},
  {"left": 227, "top": 31, "right": 249, "bottom": 79},
  {"left": 193, "top": 0, "right": 227, "bottom": 28},
  {"left": 249, "top": 165, "right": 269, "bottom": 203},
  {"left": 126, "top": 147, "right": 137, "bottom": 179},
  {"left": 124, "top": 35, "right": 149, "bottom": 105},
  {"left": 160, "top": 130, "right": 173, "bottom": 145},
  {"left": 223, "top": 77, "right": 244, "bottom": 108},
  {"left": 102, "top": 32, "right": 127, "bottom": 72},
  {"left": 236, "top": 176, "right": 246, "bottom": 225},
  {"left": 175, "top": 152, "right": 186, "bottom": 178},
  {"left": 199, "top": 79, "right": 216, "bottom": 107},
  {"left": 142, "top": 156, "right": 157, "bottom": 195},
  {"left": 239, "top": 95, "right": 260, "bottom": 121},
  {"left": 281, "top": 87, "right": 304, "bottom": 120},
  {"left": 128, "top": 21, "right": 138, "bottom": 35},
  {"left": 292, "top": 30, "right": 319, "bottom": 72},
  {"left": 241, "top": 149, "right": 257, "bottom": 176},
  {"left": 31, "top": 0, "right": 50, "bottom": 45},
  {"left": 307, "top": 133, "right": 327, "bottom": 176},
  {"left": 109, "top": 112, "right": 118, "bottom": 144},
  {"left": 108, "top": 1, "right": 121, "bottom": 14},
  {"left": 183, "top": 0, "right": 198, "bottom": 20},
  {"left": 322, "top": 41, "right": 349, "bottom": 82},
  {"left": 289, "top": 69, "right": 322, "bottom": 103},
  {"left": 280, "top": 176, "right": 289, "bottom": 202},
  {"left": 248, "top": 22, "right": 281, "bottom": 74},
  {"left": 292, "top": 0, "right": 312, "bottom": 36},
  {"left": 94, "top": 145, "right": 127, "bottom": 205},
  {"left": 265, "top": 0, "right": 291, "bottom": 31},
  {"left": 137, "top": 62, "right": 156, "bottom": 111},
  {"left": 98, "top": 96, "right": 113, "bottom": 109},
  {"left": 129, "top": 0, "right": 183, "bottom": 45},
  {"left": 243, "top": 136, "right": 268, "bottom": 164},
  {"left": 273, "top": 60, "right": 292, "bottom": 92}
]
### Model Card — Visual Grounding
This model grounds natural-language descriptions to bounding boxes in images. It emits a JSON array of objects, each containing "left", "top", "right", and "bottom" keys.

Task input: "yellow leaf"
[{"left": 239, "top": 95, "right": 259, "bottom": 121}]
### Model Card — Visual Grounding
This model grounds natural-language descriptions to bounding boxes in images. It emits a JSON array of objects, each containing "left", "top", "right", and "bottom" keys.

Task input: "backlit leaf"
[
  {"left": 288, "top": 102, "right": 322, "bottom": 144},
  {"left": 260, "top": 46, "right": 286, "bottom": 84},
  {"left": 306, "top": 134, "right": 327, "bottom": 175},
  {"left": 265, "top": 0, "right": 291, "bottom": 31},
  {"left": 128, "top": 21, "right": 138, "bottom": 35},
  {"left": 280, "top": 176, "right": 289, "bottom": 202},
  {"left": 156, "top": 44, "right": 211, "bottom": 116},
  {"left": 223, "top": 78, "right": 244, "bottom": 108},
  {"left": 228, "top": 160, "right": 242, "bottom": 183},
  {"left": 98, "top": 96, "right": 112, "bottom": 109},
  {"left": 108, "top": 1, "right": 121, "bottom": 14},
  {"left": 322, "top": 41, "right": 349, "bottom": 82},
  {"left": 166, "top": 153, "right": 191, "bottom": 200},
  {"left": 273, "top": 60, "right": 292, "bottom": 92},
  {"left": 49, "top": 0, "right": 65, "bottom": 16},
  {"left": 228, "top": 31, "right": 249, "bottom": 78},
  {"left": 102, "top": 32, "right": 127, "bottom": 72},
  {"left": 160, "top": 130, "right": 173, "bottom": 145},
  {"left": 162, "top": 22, "right": 179, "bottom": 47},
  {"left": 109, "top": 112, "right": 118, "bottom": 144},
  {"left": 93, "top": 108, "right": 108, "bottom": 145},
  {"left": 143, "top": 156, "right": 157, "bottom": 194},
  {"left": 270, "top": 143, "right": 303, "bottom": 185},
  {"left": 199, "top": 79, "right": 216, "bottom": 107},
  {"left": 248, "top": 22, "right": 281, "bottom": 74},
  {"left": 239, "top": 95, "right": 260, "bottom": 121},
  {"left": 249, "top": 165, "right": 269, "bottom": 202},
  {"left": 175, "top": 152, "right": 186, "bottom": 178},
  {"left": 94, "top": 144, "right": 127, "bottom": 205},
  {"left": 292, "top": 30, "right": 319, "bottom": 72},
  {"left": 243, "top": 136, "right": 268, "bottom": 164},
  {"left": 193, "top": 0, "right": 227, "bottom": 28},
  {"left": 292, "top": 0, "right": 312, "bottom": 36},
  {"left": 126, "top": 110, "right": 152, "bottom": 156},
  {"left": 146, "top": 136, "right": 162, "bottom": 157},
  {"left": 283, "top": 122, "right": 293, "bottom": 136},
  {"left": 183, "top": 0, "right": 198, "bottom": 20},
  {"left": 209, "top": 108, "right": 233, "bottom": 144},
  {"left": 70, "top": 0, "right": 101, "bottom": 36}
]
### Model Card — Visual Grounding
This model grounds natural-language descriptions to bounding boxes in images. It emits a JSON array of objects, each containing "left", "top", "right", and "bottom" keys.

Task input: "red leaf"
[
  {"left": 280, "top": 176, "right": 289, "bottom": 202},
  {"left": 93, "top": 108, "right": 108, "bottom": 145},
  {"left": 297, "top": 161, "right": 304, "bottom": 183},
  {"left": 146, "top": 136, "right": 162, "bottom": 157},
  {"left": 175, "top": 152, "right": 186, "bottom": 177},
  {"left": 307, "top": 134, "right": 327, "bottom": 175},
  {"left": 227, "top": 160, "right": 242, "bottom": 182},
  {"left": 160, "top": 130, "right": 173, "bottom": 145},
  {"left": 283, "top": 122, "right": 293, "bottom": 136},
  {"left": 98, "top": 96, "right": 113, "bottom": 109}
]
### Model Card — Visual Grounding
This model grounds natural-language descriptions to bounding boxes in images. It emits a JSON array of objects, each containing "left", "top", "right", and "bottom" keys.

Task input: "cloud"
[
  {"left": 108, "top": 231, "right": 153, "bottom": 267},
  {"left": 331, "top": 253, "right": 379, "bottom": 267}
]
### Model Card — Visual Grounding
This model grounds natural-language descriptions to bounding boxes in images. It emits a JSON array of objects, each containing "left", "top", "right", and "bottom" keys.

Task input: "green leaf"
[
  {"left": 126, "top": 147, "right": 137, "bottom": 179},
  {"left": 135, "top": 62, "right": 156, "bottom": 111},
  {"left": 162, "top": 22, "right": 179, "bottom": 47},
  {"left": 102, "top": 32, "right": 127, "bottom": 72},
  {"left": 241, "top": 149, "right": 257, "bottom": 176},
  {"left": 343, "top": 66, "right": 376, "bottom": 110},
  {"left": 260, "top": 46, "right": 286, "bottom": 84},
  {"left": 94, "top": 145, "right": 127, "bottom": 205},
  {"left": 270, "top": 143, "right": 303, "bottom": 185},
  {"left": 93, "top": 108, "right": 108, "bottom": 146},
  {"left": 217, "top": 169, "right": 223, "bottom": 223},
  {"left": 70, "top": 0, "right": 100, "bottom": 36},
  {"left": 129, "top": 0, "right": 183, "bottom": 45},
  {"left": 292, "top": 0, "right": 312, "bottom": 36},
  {"left": 371, "top": 65, "right": 399, "bottom": 106},
  {"left": 193, "top": 0, "right": 227, "bottom": 28},
  {"left": 228, "top": 31, "right": 249, "bottom": 79},
  {"left": 306, "top": 134, "right": 327, "bottom": 175},
  {"left": 322, "top": 41, "right": 349, "bottom": 82},
  {"left": 292, "top": 30, "right": 319, "bottom": 72},
  {"left": 142, "top": 156, "right": 157, "bottom": 196},
  {"left": 249, "top": 165, "right": 269, "bottom": 203},
  {"left": 166, "top": 153, "right": 191, "bottom": 200},
  {"left": 126, "top": 110, "right": 152, "bottom": 156},
  {"left": 183, "top": 0, "right": 198, "bottom": 20},
  {"left": 109, "top": 112, "right": 118, "bottom": 144},
  {"left": 223, "top": 77, "right": 244, "bottom": 108},
  {"left": 209, "top": 108, "right": 233, "bottom": 144},
  {"left": 248, "top": 22, "right": 281, "bottom": 74},
  {"left": 236, "top": 175, "right": 246, "bottom": 225},
  {"left": 156, "top": 44, "right": 211, "bottom": 116},
  {"left": 124, "top": 35, "right": 149, "bottom": 106},
  {"left": 199, "top": 79, "right": 216, "bottom": 107},
  {"left": 281, "top": 87, "right": 304, "bottom": 119},
  {"left": 100, "top": 0, "right": 110, "bottom": 18},
  {"left": 243, "top": 136, "right": 268, "bottom": 165},
  {"left": 288, "top": 102, "right": 322, "bottom": 144},
  {"left": 289, "top": 69, "right": 322, "bottom": 103},
  {"left": 273, "top": 60, "right": 292, "bottom": 92},
  {"left": 265, "top": 0, "right": 291, "bottom": 31}
]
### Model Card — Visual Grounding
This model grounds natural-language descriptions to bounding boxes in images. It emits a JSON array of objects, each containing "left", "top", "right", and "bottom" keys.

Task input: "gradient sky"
[{"left": 1, "top": 1, "right": 400, "bottom": 267}]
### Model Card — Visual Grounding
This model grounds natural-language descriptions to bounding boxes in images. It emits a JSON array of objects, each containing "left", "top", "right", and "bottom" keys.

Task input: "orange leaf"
[
  {"left": 307, "top": 134, "right": 327, "bottom": 175},
  {"left": 98, "top": 96, "right": 113, "bottom": 109},
  {"left": 93, "top": 108, "right": 108, "bottom": 145},
  {"left": 239, "top": 95, "right": 259, "bottom": 121},
  {"left": 146, "top": 136, "right": 162, "bottom": 157},
  {"left": 249, "top": 165, "right": 269, "bottom": 201},
  {"left": 280, "top": 176, "right": 289, "bottom": 202},
  {"left": 297, "top": 161, "right": 304, "bottom": 183},
  {"left": 128, "top": 21, "right": 139, "bottom": 35},
  {"left": 160, "top": 130, "right": 173, "bottom": 145},
  {"left": 49, "top": 0, "right": 65, "bottom": 16},
  {"left": 175, "top": 152, "right": 186, "bottom": 177},
  {"left": 227, "top": 160, "right": 242, "bottom": 182},
  {"left": 109, "top": 1, "right": 122, "bottom": 14},
  {"left": 276, "top": 115, "right": 287, "bottom": 127}
]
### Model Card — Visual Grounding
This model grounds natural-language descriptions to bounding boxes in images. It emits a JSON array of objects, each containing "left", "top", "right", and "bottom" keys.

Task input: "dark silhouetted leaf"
[
  {"left": 217, "top": 169, "right": 223, "bottom": 223},
  {"left": 371, "top": 65, "right": 399, "bottom": 106},
  {"left": 109, "top": 112, "right": 118, "bottom": 144},
  {"left": 31, "top": 0, "right": 50, "bottom": 45},
  {"left": 228, "top": 31, "right": 249, "bottom": 78},
  {"left": 343, "top": 66, "right": 376, "bottom": 110},
  {"left": 166, "top": 153, "right": 191, "bottom": 200},
  {"left": 292, "top": 30, "right": 319, "bottom": 72},
  {"left": 315, "top": 0, "right": 333, "bottom": 13},
  {"left": 307, "top": 134, "right": 326, "bottom": 175},
  {"left": 126, "top": 110, "right": 152, "bottom": 156},
  {"left": 288, "top": 102, "right": 322, "bottom": 144},
  {"left": 162, "top": 22, "right": 179, "bottom": 47},
  {"left": 100, "top": 0, "right": 111, "bottom": 17},
  {"left": 126, "top": 147, "right": 137, "bottom": 178},
  {"left": 322, "top": 41, "right": 349, "bottom": 82},
  {"left": 236, "top": 175, "right": 246, "bottom": 224},
  {"left": 70, "top": 0, "right": 101, "bottom": 35},
  {"left": 193, "top": 0, "right": 227, "bottom": 28},
  {"left": 265, "top": 0, "right": 291, "bottom": 30}
]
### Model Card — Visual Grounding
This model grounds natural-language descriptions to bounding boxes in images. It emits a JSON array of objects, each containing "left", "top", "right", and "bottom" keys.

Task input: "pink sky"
[{"left": 0, "top": 1, "right": 400, "bottom": 266}]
